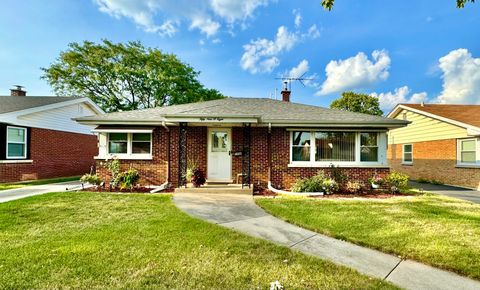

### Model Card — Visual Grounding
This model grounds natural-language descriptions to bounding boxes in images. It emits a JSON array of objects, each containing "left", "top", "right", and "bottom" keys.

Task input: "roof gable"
[{"left": 0, "top": 96, "right": 104, "bottom": 116}]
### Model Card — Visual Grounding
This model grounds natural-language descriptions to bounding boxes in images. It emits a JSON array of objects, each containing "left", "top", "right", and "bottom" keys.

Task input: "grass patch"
[
  {"left": 0, "top": 192, "right": 396, "bottom": 289},
  {"left": 256, "top": 196, "right": 480, "bottom": 280},
  {"left": 0, "top": 176, "right": 80, "bottom": 191}
]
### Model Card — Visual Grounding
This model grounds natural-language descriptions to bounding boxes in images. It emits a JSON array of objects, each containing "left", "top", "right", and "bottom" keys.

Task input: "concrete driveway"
[
  {"left": 0, "top": 181, "right": 83, "bottom": 203},
  {"left": 174, "top": 192, "right": 480, "bottom": 290},
  {"left": 409, "top": 181, "right": 480, "bottom": 204}
]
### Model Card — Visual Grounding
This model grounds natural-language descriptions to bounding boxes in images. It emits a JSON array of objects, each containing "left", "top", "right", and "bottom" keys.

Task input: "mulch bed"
[
  {"left": 254, "top": 188, "right": 412, "bottom": 199},
  {"left": 81, "top": 186, "right": 174, "bottom": 193}
]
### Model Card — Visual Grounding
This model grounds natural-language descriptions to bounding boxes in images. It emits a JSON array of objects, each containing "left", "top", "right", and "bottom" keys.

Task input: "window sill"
[
  {"left": 288, "top": 163, "right": 390, "bottom": 168},
  {"left": 95, "top": 155, "right": 153, "bottom": 161},
  {"left": 401, "top": 163, "right": 413, "bottom": 166},
  {"left": 455, "top": 164, "right": 480, "bottom": 169},
  {"left": 0, "top": 159, "right": 33, "bottom": 164}
]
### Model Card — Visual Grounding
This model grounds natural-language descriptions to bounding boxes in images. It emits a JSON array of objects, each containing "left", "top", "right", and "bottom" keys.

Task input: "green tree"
[
  {"left": 42, "top": 40, "right": 224, "bottom": 112},
  {"left": 330, "top": 92, "right": 384, "bottom": 116},
  {"left": 321, "top": 0, "right": 474, "bottom": 10}
]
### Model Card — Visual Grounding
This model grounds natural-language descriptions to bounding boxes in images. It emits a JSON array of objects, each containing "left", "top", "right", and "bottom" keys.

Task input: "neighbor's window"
[
  {"left": 360, "top": 133, "right": 378, "bottom": 162},
  {"left": 459, "top": 139, "right": 477, "bottom": 164},
  {"left": 108, "top": 133, "right": 128, "bottom": 154},
  {"left": 403, "top": 144, "right": 413, "bottom": 164},
  {"left": 6, "top": 126, "right": 27, "bottom": 159},
  {"left": 315, "top": 132, "right": 355, "bottom": 161},
  {"left": 132, "top": 133, "right": 151, "bottom": 154},
  {"left": 292, "top": 131, "right": 311, "bottom": 161}
]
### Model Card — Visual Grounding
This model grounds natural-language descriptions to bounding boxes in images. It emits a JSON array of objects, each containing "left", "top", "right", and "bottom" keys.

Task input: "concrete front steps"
[{"left": 174, "top": 183, "right": 253, "bottom": 195}]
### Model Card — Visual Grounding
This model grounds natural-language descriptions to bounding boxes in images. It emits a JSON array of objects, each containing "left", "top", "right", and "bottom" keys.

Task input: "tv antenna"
[{"left": 275, "top": 72, "right": 314, "bottom": 90}]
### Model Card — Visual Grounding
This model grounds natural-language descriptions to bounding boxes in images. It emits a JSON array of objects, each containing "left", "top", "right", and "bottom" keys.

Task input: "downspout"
[
  {"left": 150, "top": 121, "right": 170, "bottom": 193},
  {"left": 267, "top": 124, "right": 323, "bottom": 196}
]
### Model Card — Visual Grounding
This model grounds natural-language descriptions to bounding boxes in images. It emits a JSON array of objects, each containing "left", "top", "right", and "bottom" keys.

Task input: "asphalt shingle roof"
[
  {"left": 0, "top": 96, "right": 83, "bottom": 114},
  {"left": 76, "top": 97, "right": 407, "bottom": 126}
]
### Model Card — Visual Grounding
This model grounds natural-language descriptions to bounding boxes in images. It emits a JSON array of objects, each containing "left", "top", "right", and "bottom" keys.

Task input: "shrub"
[
  {"left": 118, "top": 168, "right": 140, "bottom": 190},
  {"left": 103, "top": 157, "right": 121, "bottom": 187},
  {"left": 345, "top": 181, "right": 362, "bottom": 194},
  {"left": 185, "top": 158, "right": 199, "bottom": 181},
  {"left": 291, "top": 172, "right": 338, "bottom": 194},
  {"left": 191, "top": 169, "right": 206, "bottom": 187},
  {"left": 80, "top": 173, "right": 102, "bottom": 186},
  {"left": 384, "top": 171, "right": 409, "bottom": 193},
  {"left": 329, "top": 164, "right": 347, "bottom": 184},
  {"left": 417, "top": 177, "right": 430, "bottom": 183}
]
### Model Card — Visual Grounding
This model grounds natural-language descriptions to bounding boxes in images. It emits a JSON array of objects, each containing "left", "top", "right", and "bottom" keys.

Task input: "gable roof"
[
  {"left": 0, "top": 95, "right": 104, "bottom": 116},
  {"left": 388, "top": 103, "right": 480, "bottom": 132},
  {"left": 76, "top": 97, "right": 407, "bottom": 128}
]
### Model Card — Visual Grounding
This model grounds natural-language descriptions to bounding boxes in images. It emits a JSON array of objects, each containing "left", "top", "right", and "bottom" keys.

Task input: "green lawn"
[
  {"left": 0, "top": 176, "right": 80, "bottom": 191},
  {"left": 0, "top": 192, "right": 396, "bottom": 289},
  {"left": 256, "top": 195, "right": 480, "bottom": 280}
]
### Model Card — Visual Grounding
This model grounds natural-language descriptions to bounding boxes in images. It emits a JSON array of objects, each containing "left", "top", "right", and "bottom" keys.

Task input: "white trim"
[
  {"left": 0, "top": 159, "right": 33, "bottom": 164},
  {"left": 402, "top": 144, "right": 413, "bottom": 165},
  {"left": 92, "top": 128, "right": 154, "bottom": 133},
  {"left": 289, "top": 130, "right": 385, "bottom": 167},
  {"left": 97, "top": 132, "right": 153, "bottom": 160},
  {"left": 6, "top": 126, "right": 27, "bottom": 159},
  {"left": 388, "top": 104, "right": 480, "bottom": 133},
  {"left": 456, "top": 138, "right": 479, "bottom": 166},
  {"left": 0, "top": 97, "right": 104, "bottom": 119}
]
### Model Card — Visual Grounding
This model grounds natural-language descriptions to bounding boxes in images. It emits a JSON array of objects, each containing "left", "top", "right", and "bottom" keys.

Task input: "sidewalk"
[
  {"left": 0, "top": 181, "right": 83, "bottom": 203},
  {"left": 174, "top": 192, "right": 480, "bottom": 290}
]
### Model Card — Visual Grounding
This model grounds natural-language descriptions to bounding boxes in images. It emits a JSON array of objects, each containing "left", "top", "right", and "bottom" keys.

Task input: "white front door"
[{"left": 207, "top": 128, "right": 232, "bottom": 182}]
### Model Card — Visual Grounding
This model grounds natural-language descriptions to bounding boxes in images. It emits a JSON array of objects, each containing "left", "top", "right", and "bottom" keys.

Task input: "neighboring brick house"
[
  {"left": 0, "top": 86, "right": 104, "bottom": 182},
  {"left": 387, "top": 103, "right": 480, "bottom": 190},
  {"left": 75, "top": 88, "right": 407, "bottom": 191}
]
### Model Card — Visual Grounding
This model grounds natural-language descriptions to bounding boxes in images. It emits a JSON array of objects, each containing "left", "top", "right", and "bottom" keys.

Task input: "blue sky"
[{"left": 0, "top": 0, "right": 479, "bottom": 112}]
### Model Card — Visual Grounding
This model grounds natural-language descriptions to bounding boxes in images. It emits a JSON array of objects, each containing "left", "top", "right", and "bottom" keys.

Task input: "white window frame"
[
  {"left": 6, "top": 126, "right": 27, "bottom": 159},
  {"left": 106, "top": 132, "right": 152, "bottom": 160},
  {"left": 457, "top": 138, "right": 479, "bottom": 166},
  {"left": 402, "top": 144, "right": 413, "bottom": 165},
  {"left": 360, "top": 132, "right": 379, "bottom": 163},
  {"left": 289, "top": 130, "right": 384, "bottom": 167}
]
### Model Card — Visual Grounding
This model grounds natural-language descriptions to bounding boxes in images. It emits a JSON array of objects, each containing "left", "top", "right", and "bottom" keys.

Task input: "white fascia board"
[
  {"left": 390, "top": 104, "right": 480, "bottom": 132},
  {"left": 164, "top": 117, "right": 258, "bottom": 123},
  {"left": 92, "top": 128, "right": 154, "bottom": 133}
]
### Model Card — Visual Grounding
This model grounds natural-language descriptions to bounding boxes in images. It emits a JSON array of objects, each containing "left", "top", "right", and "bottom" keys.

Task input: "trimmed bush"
[
  {"left": 384, "top": 171, "right": 409, "bottom": 193},
  {"left": 291, "top": 172, "right": 338, "bottom": 194}
]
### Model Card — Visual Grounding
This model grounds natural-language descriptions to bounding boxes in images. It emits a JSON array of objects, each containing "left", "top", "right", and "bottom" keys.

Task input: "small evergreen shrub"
[{"left": 291, "top": 172, "right": 338, "bottom": 194}]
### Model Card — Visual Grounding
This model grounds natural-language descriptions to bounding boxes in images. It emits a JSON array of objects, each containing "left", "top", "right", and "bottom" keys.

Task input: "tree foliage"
[
  {"left": 321, "top": 0, "right": 474, "bottom": 10},
  {"left": 330, "top": 91, "right": 384, "bottom": 116},
  {"left": 42, "top": 40, "right": 224, "bottom": 112}
]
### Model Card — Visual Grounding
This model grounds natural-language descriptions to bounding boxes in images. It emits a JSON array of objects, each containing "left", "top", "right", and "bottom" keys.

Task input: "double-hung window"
[
  {"left": 360, "top": 133, "right": 378, "bottom": 162},
  {"left": 107, "top": 132, "right": 152, "bottom": 156},
  {"left": 292, "top": 131, "right": 311, "bottom": 161},
  {"left": 458, "top": 138, "right": 477, "bottom": 165},
  {"left": 402, "top": 144, "right": 413, "bottom": 164},
  {"left": 6, "top": 126, "right": 27, "bottom": 159}
]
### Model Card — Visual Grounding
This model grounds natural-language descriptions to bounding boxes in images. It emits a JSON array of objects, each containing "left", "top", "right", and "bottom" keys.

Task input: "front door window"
[{"left": 212, "top": 131, "right": 228, "bottom": 152}]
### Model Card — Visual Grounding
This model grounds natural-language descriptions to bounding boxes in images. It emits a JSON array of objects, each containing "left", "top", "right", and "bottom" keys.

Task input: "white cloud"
[
  {"left": 94, "top": 0, "right": 273, "bottom": 37},
  {"left": 317, "top": 50, "right": 391, "bottom": 95},
  {"left": 305, "top": 24, "right": 320, "bottom": 39},
  {"left": 288, "top": 59, "right": 309, "bottom": 78},
  {"left": 370, "top": 86, "right": 428, "bottom": 112},
  {"left": 210, "top": 0, "right": 271, "bottom": 23},
  {"left": 240, "top": 26, "right": 298, "bottom": 74},
  {"left": 293, "top": 9, "right": 302, "bottom": 28},
  {"left": 436, "top": 48, "right": 480, "bottom": 104}
]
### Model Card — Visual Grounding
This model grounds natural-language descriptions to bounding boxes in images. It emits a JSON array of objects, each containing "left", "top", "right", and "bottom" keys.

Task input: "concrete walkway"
[
  {"left": 0, "top": 181, "right": 83, "bottom": 203},
  {"left": 409, "top": 181, "right": 480, "bottom": 204},
  {"left": 174, "top": 192, "right": 480, "bottom": 290}
]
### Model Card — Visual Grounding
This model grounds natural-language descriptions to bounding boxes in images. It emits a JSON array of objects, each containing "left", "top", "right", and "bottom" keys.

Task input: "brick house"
[
  {"left": 0, "top": 86, "right": 104, "bottom": 182},
  {"left": 75, "top": 89, "right": 407, "bottom": 191},
  {"left": 387, "top": 103, "right": 480, "bottom": 190}
]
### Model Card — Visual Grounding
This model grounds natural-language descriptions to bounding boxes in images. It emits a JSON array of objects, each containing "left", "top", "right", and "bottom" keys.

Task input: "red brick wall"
[
  {"left": 0, "top": 127, "right": 97, "bottom": 182},
  {"left": 388, "top": 139, "right": 480, "bottom": 190},
  {"left": 95, "top": 126, "right": 390, "bottom": 190}
]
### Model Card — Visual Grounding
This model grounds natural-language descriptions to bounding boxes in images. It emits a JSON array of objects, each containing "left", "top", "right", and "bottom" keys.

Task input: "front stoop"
[{"left": 174, "top": 184, "right": 253, "bottom": 195}]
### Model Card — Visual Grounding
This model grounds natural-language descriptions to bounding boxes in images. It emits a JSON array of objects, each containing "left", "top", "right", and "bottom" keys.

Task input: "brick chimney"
[
  {"left": 281, "top": 81, "right": 290, "bottom": 102},
  {"left": 10, "top": 85, "right": 26, "bottom": 96}
]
